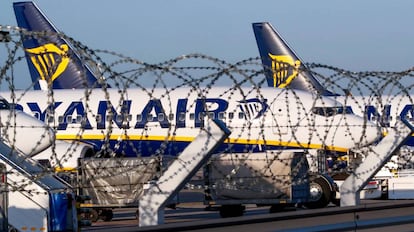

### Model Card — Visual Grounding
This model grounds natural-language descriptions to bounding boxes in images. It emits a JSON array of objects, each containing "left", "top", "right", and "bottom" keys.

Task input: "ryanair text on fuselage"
[{"left": 12, "top": 97, "right": 269, "bottom": 130}]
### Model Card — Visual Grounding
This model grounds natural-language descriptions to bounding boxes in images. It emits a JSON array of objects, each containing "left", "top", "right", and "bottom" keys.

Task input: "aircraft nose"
[
  {"left": 354, "top": 119, "right": 382, "bottom": 148},
  {"left": 3, "top": 110, "right": 54, "bottom": 156},
  {"left": 335, "top": 114, "right": 382, "bottom": 150}
]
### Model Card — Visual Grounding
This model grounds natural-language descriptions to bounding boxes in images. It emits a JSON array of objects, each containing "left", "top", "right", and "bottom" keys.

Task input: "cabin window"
[
  {"left": 179, "top": 112, "right": 186, "bottom": 121},
  {"left": 106, "top": 114, "right": 113, "bottom": 122},
  {"left": 47, "top": 115, "right": 54, "bottom": 123},
  {"left": 238, "top": 112, "right": 245, "bottom": 119},
  {"left": 124, "top": 114, "right": 132, "bottom": 122},
  {"left": 115, "top": 114, "right": 131, "bottom": 123},
  {"left": 198, "top": 112, "right": 205, "bottom": 120},
  {"left": 312, "top": 107, "right": 339, "bottom": 117},
  {"left": 58, "top": 116, "right": 64, "bottom": 124},
  {"left": 189, "top": 113, "right": 195, "bottom": 120},
  {"left": 96, "top": 115, "right": 102, "bottom": 123},
  {"left": 147, "top": 114, "right": 153, "bottom": 122},
  {"left": 218, "top": 112, "right": 225, "bottom": 120},
  {"left": 208, "top": 112, "right": 215, "bottom": 119},
  {"left": 0, "top": 100, "right": 9, "bottom": 110},
  {"left": 137, "top": 114, "right": 142, "bottom": 122},
  {"left": 158, "top": 113, "right": 165, "bottom": 121},
  {"left": 76, "top": 115, "right": 83, "bottom": 123},
  {"left": 115, "top": 115, "right": 122, "bottom": 123},
  {"left": 344, "top": 106, "right": 353, "bottom": 114},
  {"left": 169, "top": 113, "right": 174, "bottom": 121},
  {"left": 228, "top": 112, "right": 234, "bottom": 119}
]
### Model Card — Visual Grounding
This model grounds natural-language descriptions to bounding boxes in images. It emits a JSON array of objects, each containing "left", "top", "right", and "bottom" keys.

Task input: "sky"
[{"left": 1, "top": 0, "right": 414, "bottom": 88}]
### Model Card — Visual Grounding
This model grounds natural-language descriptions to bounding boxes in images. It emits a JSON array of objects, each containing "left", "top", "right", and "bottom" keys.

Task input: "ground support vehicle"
[
  {"left": 0, "top": 142, "right": 79, "bottom": 232},
  {"left": 73, "top": 157, "right": 159, "bottom": 222},
  {"left": 203, "top": 150, "right": 336, "bottom": 217}
]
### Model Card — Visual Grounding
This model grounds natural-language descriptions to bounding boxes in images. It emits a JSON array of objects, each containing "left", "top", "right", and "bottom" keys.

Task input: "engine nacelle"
[{"left": 32, "top": 140, "right": 96, "bottom": 171}]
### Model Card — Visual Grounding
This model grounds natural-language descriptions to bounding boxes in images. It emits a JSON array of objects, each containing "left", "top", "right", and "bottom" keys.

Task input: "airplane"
[
  {"left": 0, "top": 86, "right": 380, "bottom": 211},
  {"left": 1, "top": 86, "right": 381, "bottom": 157},
  {"left": 252, "top": 22, "right": 414, "bottom": 147},
  {"left": 9, "top": 2, "right": 381, "bottom": 170},
  {"left": 7, "top": 2, "right": 386, "bottom": 210}
]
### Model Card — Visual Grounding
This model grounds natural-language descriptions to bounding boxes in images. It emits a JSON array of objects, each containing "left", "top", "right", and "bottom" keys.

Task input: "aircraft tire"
[
  {"left": 100, "top": 209, "right": 113, "bottom": 221},
  {"left": 305, "top": 177, "right": 332, "bottom": 209},
  {"left": 87, "top": 209, "right": 99, "bottom": 222}
]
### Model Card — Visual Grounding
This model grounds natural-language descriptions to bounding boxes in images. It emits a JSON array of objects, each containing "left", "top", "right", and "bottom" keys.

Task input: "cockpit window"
[
  {"left": 0, "top": 99, "right": 10, "bottom": 110},
  {"left": 312, "top": 106, "right": 353, "bottom": 117},
  {"left": 344, "top": 106, "right": 353, "bottom": 114}
]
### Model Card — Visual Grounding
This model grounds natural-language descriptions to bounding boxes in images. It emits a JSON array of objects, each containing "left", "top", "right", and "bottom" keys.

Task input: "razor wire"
[{"left": 0, "top": 26, "right": 413, "bottom": 210}]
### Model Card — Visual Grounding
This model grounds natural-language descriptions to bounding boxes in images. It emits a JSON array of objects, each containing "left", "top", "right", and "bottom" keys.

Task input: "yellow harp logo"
[
  {"left": 268, "top": 54, "right": 301, "bottom": 88},
  {"left": 25, "top": 43, "right": 70, "bottom": 82}
]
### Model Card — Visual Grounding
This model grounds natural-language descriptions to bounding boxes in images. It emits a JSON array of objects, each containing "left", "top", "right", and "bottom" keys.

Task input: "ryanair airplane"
[
  {"left": 2, "top": 87, "right": 381, "bottom": 158},
  {"left": 9, "top": 3, "right": 388, "bottom": 209},
  {"left": 10, "top": 2, "right": 380, "bottom": 166},
  {"left": 253, "top": 22, "right": 414, "bottom": 147}
]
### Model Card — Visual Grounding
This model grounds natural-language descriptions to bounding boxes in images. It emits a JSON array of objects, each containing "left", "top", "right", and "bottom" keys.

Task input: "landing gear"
[
  {"left": 83, "top": 209, "right": 99, "bottom": 222},
  {"left": 100, "top": 209, "right": 113, "bottom": 222},
  {"left": 305, "top": 177, "right": 334, "bottom": 209},
  {"left": 82, "top": 208, "right": 113, "bottom": 222}
]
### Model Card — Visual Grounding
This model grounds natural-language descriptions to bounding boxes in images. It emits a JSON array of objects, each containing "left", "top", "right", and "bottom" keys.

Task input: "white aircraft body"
[
  {"left": 1, "top": 87, "right": 381, "bottom": 168},
  {"left": 0, "top": 97, "right": 53, "bottom": 156},
  {"left": 9, "top": 3, "right": 380, "bottom": 171},
  {"left": 253, "top": 22, "right": 414, "bottom": 146},
  {"left": 5, "top": 2, "right": 389, "bottom": 210}
]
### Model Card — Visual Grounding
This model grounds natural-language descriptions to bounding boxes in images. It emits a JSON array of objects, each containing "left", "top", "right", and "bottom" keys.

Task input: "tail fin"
[
  {"left": 13, "top": 1, "right": 107, "bottom": 90},
  {"left": 252, "top": 22, "right": 335, "bottom": 96}
]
